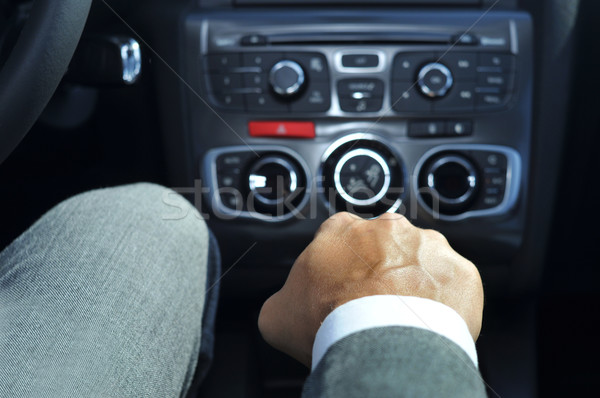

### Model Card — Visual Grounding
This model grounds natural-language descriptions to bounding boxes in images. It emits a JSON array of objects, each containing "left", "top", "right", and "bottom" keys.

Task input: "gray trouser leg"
[{"left": 0, "top": 183, "right": 213, "bottom": 397}]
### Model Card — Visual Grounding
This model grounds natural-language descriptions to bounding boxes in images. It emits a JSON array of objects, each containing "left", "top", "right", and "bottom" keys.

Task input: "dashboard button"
[
  {"left": 392, "top": 52, "right": 435, "bottom": 81},
  {"left": 287, "top": 52, "right": 329, "bottom": 80},
  {"left": 477, "top": 73, "right": 510, "bottom": 90},
  {"left": 211, "top": 73, "right": 243, "bottom": 92},
  {"left": 478, "top": 53, "right": 515, "bottom": 71},
  {"left": 339, "top": 98, "right": 383, "bottom": 113},
  {"left": 445, "top": 120, "right": 473, "bottom": 136},
  {"left": 408, "top": 121, "right": 445, "bottom": 137},
  {"left": 337, "top": 78, "right": 384, "bottom": 98},
  {"left": 485, "top": 173, "right": 506, "bottom": 187},
  {"left": 481, "top": 152, "right": 507, "bottom": 169},
  {"left": 341, "top": 54, "right": 379, "bottom": 68},
  {"left": 451, "top": 32, "right": 479, "bottom": 46},
  {"left": 240, "top": 34, "right": 267, "bottom": 46},
  {"left": 485, "top": 186, "right": 502, "bottom": 196},
  {"left": 243, "top": 73, "right": 268, "bottom": 90},
  {"left": 208, "top": 54, "right": 241, "bottom": 71},
  {"left": 475, "top": 92, "right": 507, "bottom": 110},
  {"left": 217, "top": 153, "right": 246, "bottom": 171},
  {"left": 248, "top": 121, "right": 315, "bottom": 138},
  {"left": 214, "top": 92, "right": 244, "bottom": 110},
  {"left": 242, "top": 52, "right": 284, "bottom": 71},
  {"left": 290, "top": 81, "right": 330, "bottom": 112},
  {"left": 438, "top": 52, "right": 477, "bottom": 80},
  {"left": 218, "top": 172, "right": 241, "bottom": 189},
  {"left": 245, "top": 93, "right": 288, "bottom": 112},
  {"left": 482, "top": 195, "right": 502, "bottom": 207},
  {"left": 391, "top": 82, "right": 432, "bottom": 113},
  {"left": 433, "top": 82, "right": 475, "bottom": 112}
]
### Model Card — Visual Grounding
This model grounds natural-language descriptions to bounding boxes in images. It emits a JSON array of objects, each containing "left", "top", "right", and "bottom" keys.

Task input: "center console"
[{"left": 181, "top": 8, "right": 532, "bottom": 273}]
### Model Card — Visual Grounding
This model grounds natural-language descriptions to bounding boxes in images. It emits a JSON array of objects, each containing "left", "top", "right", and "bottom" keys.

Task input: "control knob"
[
  {"left": 334, "top": 148, "right": 391, "bottom": 207},
  {"left": 424, "top": 154, "right": 478, "bottom": 210},
  {"left": 320, "top": 134, "right": 404, "bottom": 217},
  {"left": 248, "top": 155, "right": 301, "bottom": 209},
  {"left": 269, "top": 60, "right": 306, "bottom": 97},
  {"left": 417, "top": 62, "right": 454, "bottom": 98}
]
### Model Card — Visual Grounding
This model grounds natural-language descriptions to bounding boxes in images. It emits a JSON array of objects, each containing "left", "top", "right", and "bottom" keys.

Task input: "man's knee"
[
  {"left": 2, "top": 183, "right": 210, "bottom": 295},
  {"left": 59, "top": 182, "right": 209, "bottom": 274},
  {"left": 57, "top": 182, "right": 206, "bottom": 233}
]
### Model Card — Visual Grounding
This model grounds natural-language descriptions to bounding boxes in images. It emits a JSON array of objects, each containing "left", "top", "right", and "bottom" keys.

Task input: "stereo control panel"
[
  {"left": 205, "top": 49, "right": 515, "bottom": 115},
  {"left": 391, "top": 52, "right": 515, "bottom": 113},
  {"left": 207, "top": 52, "right": 331, "bottom": 113}
]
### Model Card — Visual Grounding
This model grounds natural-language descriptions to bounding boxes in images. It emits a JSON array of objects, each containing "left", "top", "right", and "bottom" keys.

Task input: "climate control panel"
[{"left": 203, "top": 140, "right": 520, "bottom": 222}]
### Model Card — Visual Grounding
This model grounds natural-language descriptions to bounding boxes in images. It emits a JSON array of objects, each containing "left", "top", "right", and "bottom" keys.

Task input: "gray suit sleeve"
[{"left": 303, "top": 326, "right": 487, "bottom": 398}]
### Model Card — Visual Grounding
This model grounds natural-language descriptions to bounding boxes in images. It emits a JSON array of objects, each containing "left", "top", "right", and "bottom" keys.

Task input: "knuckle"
[
  {"left": 325, "top": 212, "right": 356, "bottom": 228},
  {"left": 376, "top": 212, "right": 413, "bottom": 232},
  {"left": 423, "top": 228, "right": 448, "bottom": 244},
  {"left": 317, "top": 212, "right": 351, "bottom": 235},
  {"left": 331, "top": 211, "right": 355, "bottom": 222},
  {"left": 377, "top": 212, "right": 406, "bottom": 221}
]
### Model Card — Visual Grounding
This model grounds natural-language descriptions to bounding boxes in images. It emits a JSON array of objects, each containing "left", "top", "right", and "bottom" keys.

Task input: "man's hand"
[{"left": 258, "top": 212, "right": 484, "bottom": 367}]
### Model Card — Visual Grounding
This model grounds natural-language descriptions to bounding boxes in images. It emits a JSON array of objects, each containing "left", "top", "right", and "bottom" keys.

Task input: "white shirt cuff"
[{"left": 311, "top": 295, "right": 478, "bottom": 370}]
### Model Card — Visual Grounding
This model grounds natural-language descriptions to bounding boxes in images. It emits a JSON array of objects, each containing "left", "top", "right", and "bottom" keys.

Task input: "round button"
[
  {"left": 417, "top": 62, "right": 454, "bottom": 98},
  {"left": 269, "top": 60, "right": 305, "bottom": 97},
  {"left": 426, "top": 155, "right": 478, "bottom": 206},
  {"left": 248, "top": 156, "right": 299, "bottom": 206},
  {"left": 334, "top": 148, "right": 391, "bottom": 206}
]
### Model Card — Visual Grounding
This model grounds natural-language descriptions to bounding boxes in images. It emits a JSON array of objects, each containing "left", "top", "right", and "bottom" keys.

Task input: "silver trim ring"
[
  {"left": 249, "top": 156, "right": 298, "bottom": 206},
  {"left": 426, "top": 155, "right": 477, "bottom": 206},
  {"left": 334, "top": 148, "right": 391, "bottom": 207},
  {"left": 412, "top": 144, "right": 521, "bottom": 222},
  {"left": 418, "top": 62, "right": 454, "bottom": 98},
  {"left": 269, "top": 60, "right": 305, "bottom": 96}
]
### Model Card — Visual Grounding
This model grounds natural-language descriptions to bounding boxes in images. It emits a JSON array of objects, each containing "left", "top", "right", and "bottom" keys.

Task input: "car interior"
[{"left": 0, "top": 0, "right": 598, "bottom": 397}]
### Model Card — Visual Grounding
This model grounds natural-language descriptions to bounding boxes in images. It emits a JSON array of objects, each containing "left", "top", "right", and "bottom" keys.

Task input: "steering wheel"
[{"left": 0, "top": 0, "right": 92, "bottom": 164}]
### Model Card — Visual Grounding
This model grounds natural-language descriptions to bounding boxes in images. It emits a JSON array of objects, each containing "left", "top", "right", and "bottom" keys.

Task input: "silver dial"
[
  {"left": 333, "top": 148, "right": 391, "bottom": 207},
  {"left": 269, "top": 60, "right": 306, "bottom": 97},
  {"left": 426, "top": 155, "right": 478, "bottom": 206},
  {"left": 418, "top": 62, "right": 454, "bottom": 98},
  {"left": 248, "top": 156, "right": 299, "bottom": 206}
]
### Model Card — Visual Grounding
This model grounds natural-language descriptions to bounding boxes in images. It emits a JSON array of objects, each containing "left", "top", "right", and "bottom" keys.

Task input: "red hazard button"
[{"left": 248, "top": 121, "right": 315, "bottom": 139}]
